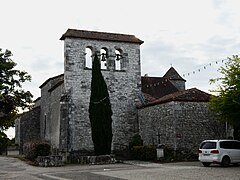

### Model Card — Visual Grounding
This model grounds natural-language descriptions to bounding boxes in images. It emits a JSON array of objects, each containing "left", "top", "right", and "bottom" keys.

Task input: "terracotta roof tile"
[
  {"left": 143, "top": 93, "right": 157, "bottom": 103},
  {"left": 163, "top": 67, "right": 186, "bottom": 81},
  {"left": 138, "top": 88, "right": 211, "bottom": 108},
  {"left": 60, "top": 29, "right": 144, "bottom": 44},
  {"left": 141, "top": 76, "right": 179, "bottom": 99}
]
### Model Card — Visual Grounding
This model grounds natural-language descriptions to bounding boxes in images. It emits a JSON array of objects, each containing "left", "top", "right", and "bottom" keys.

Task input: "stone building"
[
  {"left": 17, "top": 29, "right": 144, "bottom": 156},
  {"left": 16, "top": 29, "right": 227, "bottom": 157},
  {"left": 138, "top": 88, "right": 226, "bottom": 151},
  {"left": 15, "top": 106, "right": 40, "bottom": 153},
  {"left": 139, "top": 67, "right": 226, "bottom": 152}
]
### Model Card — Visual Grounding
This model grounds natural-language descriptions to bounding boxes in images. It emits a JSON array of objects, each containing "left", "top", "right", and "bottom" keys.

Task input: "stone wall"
[
  {"left": 15, "top": 118, "right": 20, "bottom": 145},
  {"left": 36, "top": 155, "right": 64, "bottom": 167},
  {"left": 40, "top": 80, "right": 51, "bottom": 140},
  {"left": 40, "top": 75, "right": 64, "bottom": 147},
  {"left": 59, "top": 94, "right": 70, "bottom": 152},
  {"left": 69, "top": 154, "right": 116, "bottom": 165},
  {"left": 169, "top": 79, "right": 185, "bottom": 91},
  {"left": 17, "top": 107, "right": 41, "bottom": 154},
  {"left": 49, "top": 83, "right": 64, "bottom": 149},
  {"left": 63, "top": 38, "right": 142, "bottom": 153},
  {"left": 138, "top": 101, "right": 226, "bottom": 152}
]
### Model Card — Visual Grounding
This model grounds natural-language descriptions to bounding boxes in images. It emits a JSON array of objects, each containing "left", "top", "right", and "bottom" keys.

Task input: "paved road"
[{"left": 0, "top": 156, "right": 240, "bottom": 179}]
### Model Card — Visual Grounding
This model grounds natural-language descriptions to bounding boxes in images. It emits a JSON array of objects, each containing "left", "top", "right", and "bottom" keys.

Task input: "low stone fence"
[
  {"left": 70, "top": 154, "right": 116, "bottom": 164},
  {"left": 36, "top": 154, "right": 116, "bottom": 166},
  {"left": 36, "top": 155, "right": 64, "bottom": 167},
  {"left": 7, "top": 146, "right": 19, "bottom": 156}
]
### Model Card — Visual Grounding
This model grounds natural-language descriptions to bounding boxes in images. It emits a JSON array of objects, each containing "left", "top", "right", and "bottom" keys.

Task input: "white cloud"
[{"left": 1, "top": 0, "right": 240, "bottom": 97}]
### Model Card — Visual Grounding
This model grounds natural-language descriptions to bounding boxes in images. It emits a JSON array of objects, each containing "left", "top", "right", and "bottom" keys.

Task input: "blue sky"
[{"left": 1, "top": 0, "right": 240, "bottom": 137}]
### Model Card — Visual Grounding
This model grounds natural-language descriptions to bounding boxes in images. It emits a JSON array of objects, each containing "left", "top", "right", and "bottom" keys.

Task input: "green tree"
[
  {"left": 89, "top": 54, "right": 113, "bottom": 155},
  {"left": 0, "top": 49, "right": 33, "bottom": 131},
  {"left": 209, "top": 55, "right": 240, "bottom": 139}
]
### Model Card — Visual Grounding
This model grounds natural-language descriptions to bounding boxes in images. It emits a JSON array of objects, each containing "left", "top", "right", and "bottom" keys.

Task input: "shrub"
[
  {"left": 163, "top": 146, "right": 175, "bottom": 161},
  {"left": 23, "top": 141, "right": 50, "bottom": 161},
  {"left": 129, "top": 134, "right": 143, "bottom": 150},
  {"left": 162, "top": 146, "right": 198, "bottom": 161},
  {"left": 175, "top": 148, "right": 198, "bottom": 161},
  {"left": 131, "top": 146, "right": 156, "bottom": 160}
]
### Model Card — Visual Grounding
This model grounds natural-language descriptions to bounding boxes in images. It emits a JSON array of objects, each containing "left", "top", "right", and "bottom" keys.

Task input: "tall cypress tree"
[{"left": 89, "top": 54, "right": 113, "bottom": 155}]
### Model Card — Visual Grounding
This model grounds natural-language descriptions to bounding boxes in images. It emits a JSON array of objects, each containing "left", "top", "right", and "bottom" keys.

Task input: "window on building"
[
  {"left": 85, "top": 47, "right": 93, "bottom": 68},
  {"left": 44, "top": 113, "right": 47, "bottom": 136},
  {"left": 100, "top": 48, "right": 108, "bottom": 70},
  {"left": 115, "top": 49, "right": 122, "bottom": 70}
]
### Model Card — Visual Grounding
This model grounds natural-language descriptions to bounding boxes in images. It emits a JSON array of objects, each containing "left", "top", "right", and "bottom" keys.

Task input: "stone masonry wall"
[
  {"left": 63, "top": 38, "right": 142, "bottom": 153},
  {"left": 49, "top": 83, "right": 64, "bottom": 149},
  {"left": 138, "top": 101, "right": 226, "bottom": 152},
  {"left": 40, "top": 75, "right": 64, "bottom": 145},
  {"left": 40, "top": 82, "right": 51, "bottom": 140},
  {"left": 169, "top": 80, "right": 185, "bottom": 91},
  {"left": 15, "top": 118, "right": 20, "bottom": 146},
  {"left": 18, "top": 107, "right": 41, "bottom": 154}
]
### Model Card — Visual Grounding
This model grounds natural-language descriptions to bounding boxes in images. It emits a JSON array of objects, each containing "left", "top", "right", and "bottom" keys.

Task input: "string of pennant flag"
[
  {"left": 182, "top": 58, "right": 229, "bottom": 78},
  {"left": 143, "top": 56, "right": 235, "bottom": 89}
]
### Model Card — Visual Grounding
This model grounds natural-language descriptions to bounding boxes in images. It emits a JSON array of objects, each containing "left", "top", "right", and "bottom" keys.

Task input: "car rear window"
[{"left": 200, "top": 142, "right": 216, "bottom": 149}]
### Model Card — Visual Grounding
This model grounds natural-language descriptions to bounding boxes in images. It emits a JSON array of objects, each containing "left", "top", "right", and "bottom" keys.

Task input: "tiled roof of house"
[
  {"left": 141, "top": 76, "right": 179, "bottom": 99},
  {"left": 138, "top": 88, "right": 211, "bottom": 108},
  {"left": 60, "top": 29, "right": 144, "bottom": 44},
  {"left": 143, "top": 93, "right": 157, "bottom": 103},
  {"left": 163, "top": 67, "right": 186, "bottom": 81}
]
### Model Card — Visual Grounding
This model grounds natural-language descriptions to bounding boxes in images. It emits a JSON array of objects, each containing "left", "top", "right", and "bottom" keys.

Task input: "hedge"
[
  {"left": 23, "top": 141, "right": 50, "bottom": 161},
  {"left": 131, "top": 146, "right": 156, "bottom": 160}
]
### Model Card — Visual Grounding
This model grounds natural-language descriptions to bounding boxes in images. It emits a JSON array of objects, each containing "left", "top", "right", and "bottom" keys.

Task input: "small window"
[
  {"left": 233, "top": 141, "right": 240, "bottom": 149},
  {"left": 44, "top": 114, "right": 47, "bottom": 136},
  {"left": 221, "top": 141, "right": 240, "bottom": 149},
  {"left": 220, "top": 141, "right": 230, "bottom": 149},
  {"left": 85, "top": 47, "right": 93, "bottom": 68},
  {"left": 115, "top": 49, "right": 122, "bottom": 70},
  {"left": 100, "top": 48, "right": 108, "bottom": 70}
]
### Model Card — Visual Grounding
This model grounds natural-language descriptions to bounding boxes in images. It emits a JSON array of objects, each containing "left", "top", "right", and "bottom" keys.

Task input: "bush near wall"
[
  {"left": 23, "top": 141, "right": 50, "bottom": 161},
  {"left": 163, "top": 146, "right": 198, "bottom": 161},
  {"left": 131, "top": 146, "right": 156, "bottom": 160},
  {"left": 175, "top": 147, "right": 198, "bottom": 161},
  {"left": 129, "top": 134, "right": 143, "bottom": 149},
  {"left": 163, "top": 146, "right": 175, "bottom": 161}
]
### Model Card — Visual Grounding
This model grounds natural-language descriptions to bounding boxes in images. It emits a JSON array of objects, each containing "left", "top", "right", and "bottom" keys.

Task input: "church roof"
[
  {"left": 48, "top": 80, "right": 64, "bottom": 92},
  {"left": 138, "top": 88, "right": 211, "bottom": 108},
  {"left": 141, "top": 76, "right": 179, "bottom": 99},
  {"left": 60, "top": 29, "right": 144, "bottom": 44},
  {"left": 163, "top": 67, "right": 186, "bottom": 81},
  {"left": 33, "top": 97, "right": 41, "bottom": 103},
  {"left": 39, "top": 74, "right": 64, "bottom": 88},
  {"left": 143, "top": 93, "right": 157, "bottom": 103}
]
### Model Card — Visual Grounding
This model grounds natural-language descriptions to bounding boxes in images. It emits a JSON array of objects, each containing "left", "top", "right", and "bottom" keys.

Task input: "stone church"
[{"left": 15, "top": 29, "right": 227, "bottom": 157}]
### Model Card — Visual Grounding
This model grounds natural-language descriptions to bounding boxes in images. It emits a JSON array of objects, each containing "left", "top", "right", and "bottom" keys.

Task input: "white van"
[{"left": 198, "top": 139, "right": 240, "bottom": 167}]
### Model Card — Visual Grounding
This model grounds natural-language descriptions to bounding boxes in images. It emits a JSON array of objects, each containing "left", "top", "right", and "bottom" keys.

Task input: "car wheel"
[
  {"left": 221, "top": 156, "right": 230, "bottom": 167},
  {"left": 202, "top": 162, "right": 211, "bottom": 167}
]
